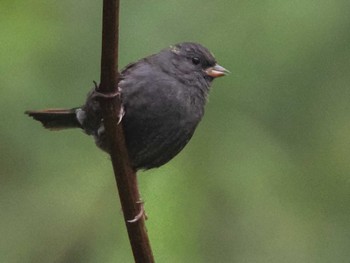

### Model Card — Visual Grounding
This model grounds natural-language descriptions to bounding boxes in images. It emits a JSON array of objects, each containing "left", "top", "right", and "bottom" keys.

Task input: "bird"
[{"left": 26, "top": 42, "right": 228, "bottom": 170}]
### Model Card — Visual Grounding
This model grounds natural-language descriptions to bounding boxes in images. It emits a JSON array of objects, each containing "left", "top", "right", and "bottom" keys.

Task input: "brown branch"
[{"left": 98, "top": 0, "right": 154, "bottom": 262}]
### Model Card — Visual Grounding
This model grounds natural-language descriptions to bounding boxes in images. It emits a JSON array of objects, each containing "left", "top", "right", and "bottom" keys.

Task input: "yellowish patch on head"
[{"left": 170, "top": 45, "right": 180, "bottom": 54}]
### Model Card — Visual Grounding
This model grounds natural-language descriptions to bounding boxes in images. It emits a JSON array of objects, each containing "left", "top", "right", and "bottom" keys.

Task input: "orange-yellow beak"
[{"left": 205, "top": 64, "right": 229, "bottom": 78}]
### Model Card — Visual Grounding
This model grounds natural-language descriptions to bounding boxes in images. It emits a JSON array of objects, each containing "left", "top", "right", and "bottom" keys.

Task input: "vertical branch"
[{"left": 98, "top": 0, "right": 154, "bottom": 262}]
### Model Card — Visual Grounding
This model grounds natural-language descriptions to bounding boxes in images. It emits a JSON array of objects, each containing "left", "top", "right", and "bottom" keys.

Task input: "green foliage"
[{"left": 1, "top": 0, "right": 350, "bottom": 262}]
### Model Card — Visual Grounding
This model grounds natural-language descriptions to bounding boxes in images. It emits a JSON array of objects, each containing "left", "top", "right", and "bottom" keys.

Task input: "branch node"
[{"left": 127, "top": 200, "right": 147, "bottom": 223}]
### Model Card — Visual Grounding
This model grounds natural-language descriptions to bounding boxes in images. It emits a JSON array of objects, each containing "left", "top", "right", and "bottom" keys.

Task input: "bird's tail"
[{"left": 25, "top": 108, "right": 81, "bottom": 130}]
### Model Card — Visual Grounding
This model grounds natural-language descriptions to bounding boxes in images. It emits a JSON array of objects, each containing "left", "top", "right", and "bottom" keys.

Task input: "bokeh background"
[{"left": 1, "top": 0, "right": 350, "bottom": 262}]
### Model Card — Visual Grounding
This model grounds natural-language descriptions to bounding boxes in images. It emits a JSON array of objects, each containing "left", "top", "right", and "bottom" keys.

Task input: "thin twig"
[{"left": 98, "top": 0, "right": 154, "bottom": 262}]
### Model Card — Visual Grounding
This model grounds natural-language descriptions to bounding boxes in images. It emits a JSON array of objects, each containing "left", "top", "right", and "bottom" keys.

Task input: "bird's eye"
[{"left": 192, "top": 57, "right": 200, "bottom": 65}]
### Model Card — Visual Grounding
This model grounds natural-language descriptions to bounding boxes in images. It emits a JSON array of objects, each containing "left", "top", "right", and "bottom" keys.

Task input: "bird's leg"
[{"left": 127, "top": 199, "right": 148, "bottom": 223}]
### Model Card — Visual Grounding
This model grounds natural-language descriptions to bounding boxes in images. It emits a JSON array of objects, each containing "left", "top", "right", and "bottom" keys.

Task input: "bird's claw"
[
  {"left": 127, "top": 200, "right": 148, "bottom": 223},
  {"left": 117, "top": 105, "right": 125, "bottom": 124}
]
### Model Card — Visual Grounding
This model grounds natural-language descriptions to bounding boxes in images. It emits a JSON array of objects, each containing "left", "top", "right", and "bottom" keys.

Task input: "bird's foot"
[
  {"left": 92, "top": 81, "right": 125, "bottom": 124},
  {"left": 127, "top": 199, "right": 148, "bottom": 223},
  {"left": 92, "top": 81, "right": 121, "bottom": 99}
]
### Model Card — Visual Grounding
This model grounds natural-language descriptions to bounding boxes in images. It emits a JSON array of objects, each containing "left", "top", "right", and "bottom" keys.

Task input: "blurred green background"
[{"left": 1, "top": 0, "right": 350, "bottom": 262}]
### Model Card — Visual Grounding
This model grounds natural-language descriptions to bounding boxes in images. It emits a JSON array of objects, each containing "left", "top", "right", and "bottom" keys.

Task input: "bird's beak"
[{"left": 205, "top": 64, "right": 229, "bottom": 78}]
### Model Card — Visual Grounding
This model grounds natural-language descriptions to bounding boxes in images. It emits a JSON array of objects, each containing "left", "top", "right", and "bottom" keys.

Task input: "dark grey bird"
[{"left": 26, "top": 42, "right": 228, "bottom": 170}]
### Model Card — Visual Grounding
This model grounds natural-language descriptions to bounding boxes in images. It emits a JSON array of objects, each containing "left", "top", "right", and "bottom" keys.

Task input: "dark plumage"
[{"left": 26, "top": 42, "right": 228, "bottom": 170}]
